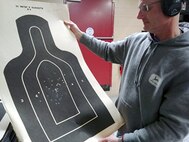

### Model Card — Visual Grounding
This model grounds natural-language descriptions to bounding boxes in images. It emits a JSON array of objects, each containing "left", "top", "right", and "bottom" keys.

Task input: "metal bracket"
[{"left": 63, "top": 0, "right": 81, "bottom": 4}]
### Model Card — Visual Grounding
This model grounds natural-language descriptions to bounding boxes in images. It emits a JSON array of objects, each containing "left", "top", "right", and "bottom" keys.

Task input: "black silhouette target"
[{"left": 4, "top": 15, "right": 114, "bottom": 142}]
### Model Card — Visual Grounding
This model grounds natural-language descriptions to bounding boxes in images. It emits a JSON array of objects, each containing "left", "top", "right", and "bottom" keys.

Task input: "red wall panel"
[
  {"left": 68, "top": 0, "right": 114, "bottom": 90},
  {"left": 68, "top": 0, "right": 114, "bottom": 37}
]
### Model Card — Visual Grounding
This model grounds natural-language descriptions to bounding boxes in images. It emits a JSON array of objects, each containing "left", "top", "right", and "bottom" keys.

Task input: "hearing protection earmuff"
[{"left": 161, "top": 0, "right": 182, "bottom": 16}]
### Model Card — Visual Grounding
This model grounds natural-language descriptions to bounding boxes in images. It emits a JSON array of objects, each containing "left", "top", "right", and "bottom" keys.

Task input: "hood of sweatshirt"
[{"left": 147, "top": 22, "right": 189, "bottom": 47}]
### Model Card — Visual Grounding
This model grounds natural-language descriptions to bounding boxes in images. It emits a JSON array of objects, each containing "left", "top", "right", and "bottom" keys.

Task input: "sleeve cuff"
[{"left": 122, "top": 133, "right": 139, "bottom": 142}]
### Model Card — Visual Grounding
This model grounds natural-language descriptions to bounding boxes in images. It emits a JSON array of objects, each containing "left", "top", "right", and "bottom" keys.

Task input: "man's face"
[{"left": 137, "top": 0, "right": 169, "bottom": 33}]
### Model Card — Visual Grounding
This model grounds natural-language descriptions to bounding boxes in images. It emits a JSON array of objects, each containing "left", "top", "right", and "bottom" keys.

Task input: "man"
[{"left": 64, "top": 0, "right": 189, "bottom": 141}]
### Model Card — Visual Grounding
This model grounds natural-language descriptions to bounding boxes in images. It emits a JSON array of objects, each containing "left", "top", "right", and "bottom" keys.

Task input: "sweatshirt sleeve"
[
  {"left": 122, "top": 73, "right": 189, "bottom": 142},
  {"left": 80, "top": 33, "right": 128, "bottom": 65}
]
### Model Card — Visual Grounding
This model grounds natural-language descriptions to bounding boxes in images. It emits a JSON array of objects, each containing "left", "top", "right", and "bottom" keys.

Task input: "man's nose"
[{"left": 137, "top": 10, "right": 144, "bottom": 19}]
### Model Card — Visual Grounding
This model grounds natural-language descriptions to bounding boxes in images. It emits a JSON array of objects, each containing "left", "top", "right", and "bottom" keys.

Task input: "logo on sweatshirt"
[{"left": 149, "top": 74, "right": 161, "bottom": 87}]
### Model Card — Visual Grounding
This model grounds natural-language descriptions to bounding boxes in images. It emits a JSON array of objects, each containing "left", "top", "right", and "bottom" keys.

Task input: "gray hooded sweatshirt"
[{"left": 80, "top": 22, "right": 189, "bottom": 142}]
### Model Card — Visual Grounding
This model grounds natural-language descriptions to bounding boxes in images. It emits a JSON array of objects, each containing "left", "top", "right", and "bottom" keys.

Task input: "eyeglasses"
[{"left": 138, "top": 1, "right": 160, "bottom": 12}]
